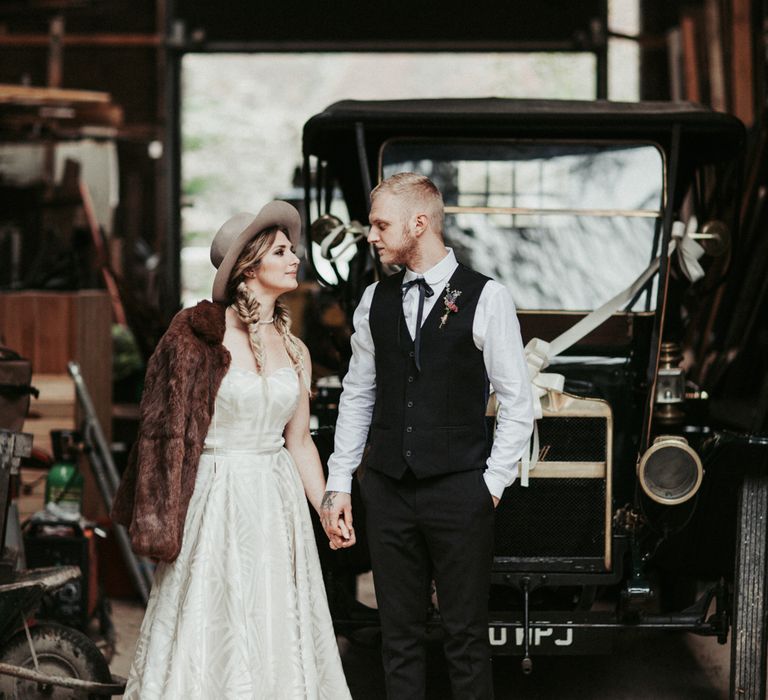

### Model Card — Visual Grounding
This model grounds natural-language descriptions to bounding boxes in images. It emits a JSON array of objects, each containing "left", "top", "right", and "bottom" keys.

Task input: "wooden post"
[
  {"left": 704, "top": 0, "right": 727, "bottom": 111},
  {"left": 731, "top": 0, "right": 755, "bottom": 126},
  {"left": 680, "top": 10, "right": 701, "bottom": 103},
  {"left": 47, "top": 15, "right": 65, "bottom": 89}
]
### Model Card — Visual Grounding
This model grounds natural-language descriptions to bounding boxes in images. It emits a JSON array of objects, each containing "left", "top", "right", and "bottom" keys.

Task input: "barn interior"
[{"left": 0, "top": 1, "right": 765, "bottom": 696}]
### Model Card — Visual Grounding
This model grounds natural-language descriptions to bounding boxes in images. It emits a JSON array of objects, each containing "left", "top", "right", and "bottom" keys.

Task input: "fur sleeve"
[{"left": 111, "top": 316, "right": 197, "bottom": 561}]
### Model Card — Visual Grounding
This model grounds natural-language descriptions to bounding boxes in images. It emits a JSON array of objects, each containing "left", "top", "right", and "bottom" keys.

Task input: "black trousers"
[{"left": 360, "top": 467, "right": 496, "bottom": 700}]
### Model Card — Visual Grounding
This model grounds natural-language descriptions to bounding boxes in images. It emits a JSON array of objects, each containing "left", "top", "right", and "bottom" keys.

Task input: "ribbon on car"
[
  {"left": 320, "top": 221, "right": 367, "bottom": 261},
  {"left": 673, "top": 218, "right": 706, "bottom": 283},
  {"left": 515, "top": 220, "right": 706, "bottom": 486}
]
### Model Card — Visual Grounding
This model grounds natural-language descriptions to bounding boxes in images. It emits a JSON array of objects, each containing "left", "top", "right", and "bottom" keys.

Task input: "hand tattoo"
[
  {"left": 321, "top": 491, "right": 339, "bottom": 529},
  {"left": 321, "top": 491, "right": 339, "bottom": 512}
]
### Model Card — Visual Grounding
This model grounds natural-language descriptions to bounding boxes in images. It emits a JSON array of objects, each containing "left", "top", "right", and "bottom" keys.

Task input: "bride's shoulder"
[{"left": 294, "top": 336, "right": 311, "bottom": 362}]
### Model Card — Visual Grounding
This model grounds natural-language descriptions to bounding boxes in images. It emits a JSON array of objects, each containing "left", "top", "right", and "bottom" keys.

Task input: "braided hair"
[
  {"left": 273, "top": 298, "right": 307, "bottom": 386},
  {"left": 233, "top": 281, "right": 267, "bottom": 373}
]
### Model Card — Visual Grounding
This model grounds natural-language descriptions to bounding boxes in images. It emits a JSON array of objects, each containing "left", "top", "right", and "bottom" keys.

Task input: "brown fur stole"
[{"left": 111, "top": 300, "right": 230, "bottom": 561}]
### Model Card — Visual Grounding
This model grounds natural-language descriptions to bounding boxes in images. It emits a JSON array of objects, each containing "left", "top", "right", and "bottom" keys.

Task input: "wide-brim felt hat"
[{"left": 210, "top": 201, "right": 301, "bottom": 303}]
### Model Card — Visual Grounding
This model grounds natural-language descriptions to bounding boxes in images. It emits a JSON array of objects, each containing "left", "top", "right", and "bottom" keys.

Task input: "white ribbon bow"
[
  {"left": 320, "top": 221, "right": 367, "bottom": 261},
  {"left": 673, "top": 217, "right": 706, "bottom": 283}
]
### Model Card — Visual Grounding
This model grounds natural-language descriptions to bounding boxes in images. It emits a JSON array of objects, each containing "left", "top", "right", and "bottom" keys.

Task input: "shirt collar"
[{"left": 403, "top": 248, "right": 457, "bottom": 287}]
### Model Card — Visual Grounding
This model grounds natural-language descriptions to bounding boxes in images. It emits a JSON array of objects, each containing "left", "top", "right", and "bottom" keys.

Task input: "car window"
[{"left": 381, "top": 140, "right": 664, "bottom": 311}]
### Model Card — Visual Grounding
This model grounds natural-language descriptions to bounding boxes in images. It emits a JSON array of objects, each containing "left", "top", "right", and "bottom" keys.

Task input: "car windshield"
[{"left": 381, "top": 140, "right": 665, "bottom": 311}]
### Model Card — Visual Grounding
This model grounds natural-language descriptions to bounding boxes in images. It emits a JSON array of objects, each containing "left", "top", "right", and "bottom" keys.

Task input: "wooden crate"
[
  {"left": 0, "top": 291, "right": 111, "bottom": 438},
  {"left": 0, "top": 291, "right": 112, "bottom": 520}
]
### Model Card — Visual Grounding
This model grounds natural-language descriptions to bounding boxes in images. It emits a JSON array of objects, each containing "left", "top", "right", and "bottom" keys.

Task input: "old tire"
[
  {"left": 0, "top": 622, "right": 112, "bottom": 699},
  {"left": 730, "top": 475, "right": 768, "bottom": 699}
]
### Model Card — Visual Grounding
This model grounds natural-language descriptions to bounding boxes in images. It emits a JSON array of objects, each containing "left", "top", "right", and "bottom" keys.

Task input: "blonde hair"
[
  {"left": 371, "top": 172, "right": 445, "bottom": 235},
  {"left": 226, "top": 226, "right": 306, "bottom": 380}
]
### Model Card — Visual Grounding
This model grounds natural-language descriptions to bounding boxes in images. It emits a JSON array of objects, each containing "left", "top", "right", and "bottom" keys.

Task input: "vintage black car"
[{"left": 301, "top": 98, "right": 768, "bottom": 698}]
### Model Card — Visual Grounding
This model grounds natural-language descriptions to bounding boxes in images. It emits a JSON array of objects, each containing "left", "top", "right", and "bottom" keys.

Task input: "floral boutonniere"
[{"left": 439, "top": 284, "right": 462, "bottom": 328}]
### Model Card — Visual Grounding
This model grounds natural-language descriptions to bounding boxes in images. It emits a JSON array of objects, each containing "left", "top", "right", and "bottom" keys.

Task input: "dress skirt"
[{"left": 124, "top": 403, "right": 351, "bottom": 699}]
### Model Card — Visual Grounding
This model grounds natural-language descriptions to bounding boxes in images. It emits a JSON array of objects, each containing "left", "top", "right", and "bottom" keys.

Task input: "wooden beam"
[
  {"left": 0, "top": 33, "right": 163, "bottom": 47},
  {"left": 0, "top": 84, "right": 111, "bottom": 104}
]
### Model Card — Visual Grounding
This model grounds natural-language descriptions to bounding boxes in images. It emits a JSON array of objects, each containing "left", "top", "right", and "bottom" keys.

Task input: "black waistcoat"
[{"left": 367, "top": 263, "right": 491, "bottom": 479}]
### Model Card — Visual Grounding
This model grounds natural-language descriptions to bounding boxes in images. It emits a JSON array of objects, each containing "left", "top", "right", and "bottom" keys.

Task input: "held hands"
[{"left": 320, "top": 490, "right": 356, "bottom": 550}]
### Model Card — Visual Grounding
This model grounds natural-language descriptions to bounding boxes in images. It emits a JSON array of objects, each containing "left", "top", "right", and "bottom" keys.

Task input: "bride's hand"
[{"left": 329, "top": 518, "right": 354, "bottom": 550}]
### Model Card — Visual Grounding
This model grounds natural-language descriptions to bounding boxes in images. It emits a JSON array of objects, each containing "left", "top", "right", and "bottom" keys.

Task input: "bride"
[{"left": 112, "top": 201, "right": 354, "bottom": 699}]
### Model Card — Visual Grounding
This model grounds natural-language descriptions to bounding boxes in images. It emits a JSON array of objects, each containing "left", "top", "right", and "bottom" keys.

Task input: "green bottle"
[{"left": 45, "top": 430, "right": 84, "bottom": 518}]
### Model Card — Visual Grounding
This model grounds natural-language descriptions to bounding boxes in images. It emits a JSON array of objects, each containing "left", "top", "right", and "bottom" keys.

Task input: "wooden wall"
[
  {"left": 0, "top": 0, "right": 168, "bottom": 322},
  {"left": 640, "top": 0, "right": 759, "bottom": 128}
]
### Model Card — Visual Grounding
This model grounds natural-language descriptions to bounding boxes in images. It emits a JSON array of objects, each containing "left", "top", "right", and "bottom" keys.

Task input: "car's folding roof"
[{"left": 303, "top": 98, "right": 744, "bottom": 167}]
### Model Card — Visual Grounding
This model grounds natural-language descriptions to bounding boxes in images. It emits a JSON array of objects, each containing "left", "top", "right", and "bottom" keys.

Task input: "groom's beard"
[{"left": 388, "top": 225, "right": 419, "bottom": 267}]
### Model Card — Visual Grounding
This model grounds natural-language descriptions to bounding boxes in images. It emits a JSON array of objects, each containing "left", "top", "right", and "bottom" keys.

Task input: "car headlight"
[{"left": 638, "top": 436, "right": 703, "bottom": 505}]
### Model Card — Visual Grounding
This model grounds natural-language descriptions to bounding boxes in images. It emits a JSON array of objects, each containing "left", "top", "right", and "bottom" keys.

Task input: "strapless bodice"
[{"left": 203, "top": 365, "right": 300, "bottom": 453}]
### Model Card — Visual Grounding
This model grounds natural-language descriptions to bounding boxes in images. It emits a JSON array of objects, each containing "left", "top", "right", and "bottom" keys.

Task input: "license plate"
[{"left": 488, "top": 623, "right": 612, "bottom": 655}]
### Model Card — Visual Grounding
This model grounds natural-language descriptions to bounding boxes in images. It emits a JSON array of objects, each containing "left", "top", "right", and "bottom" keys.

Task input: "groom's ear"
[{"left": 413, "top": 212, "right": 429, "bottom": 236}]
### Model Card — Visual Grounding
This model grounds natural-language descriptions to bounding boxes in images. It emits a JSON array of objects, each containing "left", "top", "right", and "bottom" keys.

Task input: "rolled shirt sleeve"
[
  {"left": 325, "top": 283, "right": 378, "bottom": 493},
  {"left": 474, "top": 282, "right": 535, "bottom": 499}
]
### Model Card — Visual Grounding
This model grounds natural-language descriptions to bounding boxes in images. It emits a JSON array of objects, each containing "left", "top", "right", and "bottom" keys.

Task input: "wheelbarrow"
[
  {"left": 0, "top": 431, "right": 126, "bottom": 698},
  {"left": 0, "top": 567, "right": 127, "bottom": 698}
]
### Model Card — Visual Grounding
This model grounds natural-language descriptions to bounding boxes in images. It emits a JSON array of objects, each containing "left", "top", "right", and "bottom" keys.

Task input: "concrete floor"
[{"left": 106, "top": 574, "right": 734, "bottom": 699}]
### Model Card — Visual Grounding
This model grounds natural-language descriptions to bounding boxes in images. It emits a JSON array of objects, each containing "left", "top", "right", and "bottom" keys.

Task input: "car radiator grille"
[{"left": 493, "top": 396, "right": 612, "bottom": 570}]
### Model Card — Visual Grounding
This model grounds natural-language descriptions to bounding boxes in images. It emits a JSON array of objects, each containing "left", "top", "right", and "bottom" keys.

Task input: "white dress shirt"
[{"left": 326, "top": 249, "right": 534, "bottom": 500}]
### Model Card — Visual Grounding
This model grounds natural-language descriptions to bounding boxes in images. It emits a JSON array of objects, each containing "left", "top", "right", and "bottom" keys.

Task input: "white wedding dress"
[{"left": 124, "top": 366, "right": 351, "bottom": 699}]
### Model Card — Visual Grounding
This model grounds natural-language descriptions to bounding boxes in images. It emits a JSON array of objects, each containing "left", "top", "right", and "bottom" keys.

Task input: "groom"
[{"left": 322, "top": 172, "right": 534, "bottom": 699}]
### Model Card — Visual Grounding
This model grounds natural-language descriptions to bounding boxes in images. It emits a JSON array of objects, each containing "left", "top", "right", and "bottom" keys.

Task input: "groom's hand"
[{"left": 321, "top": 490, "right": 356, "bottom": 549}]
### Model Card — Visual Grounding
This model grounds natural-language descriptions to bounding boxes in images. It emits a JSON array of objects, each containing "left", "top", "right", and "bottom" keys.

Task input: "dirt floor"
[
  {"left": 106, "top": 574, "right": 733, "bottom": 699},
  {"left": 14, "top": 468, "right": 735, "bottom": 698}
]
